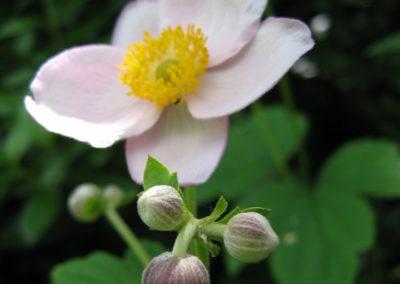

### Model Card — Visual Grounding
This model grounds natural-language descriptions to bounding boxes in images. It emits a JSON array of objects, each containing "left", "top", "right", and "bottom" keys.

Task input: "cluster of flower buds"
[
  {"left": 137, "top": 183, "right": 280, "bottom": 283},
  {"left": 68, "top": 183, "right": 125, "bottom": 222}
]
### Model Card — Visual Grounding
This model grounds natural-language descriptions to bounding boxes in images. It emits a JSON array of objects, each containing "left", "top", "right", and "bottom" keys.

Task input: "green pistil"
[{"left": 156, "top": 59, "right": 180, "bottom": 83}]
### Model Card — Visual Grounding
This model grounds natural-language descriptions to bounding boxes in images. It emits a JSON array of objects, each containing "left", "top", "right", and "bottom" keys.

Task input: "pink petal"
[
  {"left": 159, "top": 0, "right": 267, "bottom": 67},
  {"left": 187, "top": 17, "right": 315, "bottom": 119},
  {"left": 27, "top": 45, "right": 161, "bottom": 148},
  {"left": 125, "top": 105, "right": 228, "bottom": 186},
  {"left": 112, "top": 0, "right": 159, "bottom": 47}
]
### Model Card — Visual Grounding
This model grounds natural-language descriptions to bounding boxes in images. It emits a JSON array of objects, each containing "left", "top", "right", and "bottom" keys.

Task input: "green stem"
[
  {"left": 201, "top": 223, "right": 226, "bottom": 240},
  {"left": 279, "top": 76, "right": 310, "bottom": 185},
  {"left": 184, "top": 187, "right": 209, "bottom": 270},
  {"left": 172, "top": 221, "right": 198, "bottom": 257},
  {"left": 104, "top": 208, "right": 150, "bottom": 266},
  {"left": 251, "top": 102, "right": 294, "bottom": 181}
]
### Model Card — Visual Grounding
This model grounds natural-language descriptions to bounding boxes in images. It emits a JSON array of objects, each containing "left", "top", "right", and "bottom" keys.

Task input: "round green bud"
[
  {"left": 223, "top": 212, "right": 279, "bottom": 263},
  {"left": 142, "top": 252, "right": 209, "bottom": 284},
  {"left": 102, "top": 184, "right": 124, "bottom": 208},
  {"left": 137, "top": 185, "right": 185, "bottom": 231},
  {"left": 68, "top": 183, "right": 103, "bottom": 222}
]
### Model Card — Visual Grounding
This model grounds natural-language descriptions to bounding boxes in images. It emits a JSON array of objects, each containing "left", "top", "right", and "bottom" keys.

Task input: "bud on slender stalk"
[
  {"left": 142, "top": 252, "right": 209, "bottom": 284},
  {"left": 68, "top": 183, "right": 103, "bottom": 222},
  {"left": 137, "top": 185, "right": 185, "bottom": 231},
  {"left": 223, "top": 212, "right": 279, "bottom": 263}
]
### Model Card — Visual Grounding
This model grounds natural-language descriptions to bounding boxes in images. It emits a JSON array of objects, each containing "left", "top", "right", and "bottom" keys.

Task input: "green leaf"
[
  {"left": 19, "top": 191, "right": 61, "bottom": 245},
  {"left": 366, "top": 32, "right": 400, "bottom": 57},
  {"left": 3, "top": 105, "right": 50, "bottom": 163},
  {"left": 52, "top": 240, "right": 166, "bottom": 284},
  {"left": 198, "top": 105, "right": 308, "bottom": 203},
  {"left": 203, "top": 196, "right": 228, "bottom": 223},
  {"left": 317, "top": 139, "right": 400, "bottom": 197},
  {"left": 52, "top": 251, "right": 136, "bottom": 284},
  {"left": 238, "top": 181, "right": 374, "bottom": 284},
  {"left": 143, "top": 156, "right": 179, "bottom": 190}
]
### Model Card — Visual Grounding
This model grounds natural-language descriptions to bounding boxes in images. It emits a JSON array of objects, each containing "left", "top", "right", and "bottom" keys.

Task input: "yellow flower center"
[{"left": 119, "top": 25, "right": 209, "bottom": 108}]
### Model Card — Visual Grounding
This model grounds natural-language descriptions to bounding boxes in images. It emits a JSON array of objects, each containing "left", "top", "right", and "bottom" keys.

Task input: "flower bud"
[
  {"left": 137, "top": 185, "right": 185, "bottom": 231},
  {"left": 68, "top": 183, "right": 103, "bottom": 222},
  {"left": 103, "top": 184, "right": 124, "bottom": 208},
  {"left": 223, "top": 212, "right": 279, "bottom": 263},
  {"left": 142, "top": 252, "right": 209, "bottom": 284}
]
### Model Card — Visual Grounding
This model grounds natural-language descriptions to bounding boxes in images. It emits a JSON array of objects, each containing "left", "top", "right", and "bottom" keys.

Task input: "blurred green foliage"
[{"left": 1, "top": 0, "right": 400, "bottom": 284}]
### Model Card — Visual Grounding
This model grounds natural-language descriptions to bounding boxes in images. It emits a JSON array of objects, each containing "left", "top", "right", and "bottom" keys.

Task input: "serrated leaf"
[
  {"left": 143, "top": 156, "right": 179, "bottom": 190},
  {"left": 19, "top": 191, "right": 61, "bottom": 245},
  {"left": 198, "top": 105, "right": 308, "bottom": 203},
  {"left": 238, "top": 181, "right": 374, "bottom": 284},
  {"left": 317, "top": 139, "right": 400, "bottom": 197},
  {"left": 203, "top": 196, "right": 228, "bottom": 223}
]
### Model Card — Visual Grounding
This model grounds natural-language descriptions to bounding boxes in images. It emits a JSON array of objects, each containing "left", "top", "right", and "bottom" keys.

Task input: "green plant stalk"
[
  {"left": 172, "top": 221, "right": 198, "bottom": 257},
  {"left": 279, "top": 76, "right": 310, "bottom": 185},
  {"left": 201, "top": 223, "right": 226, "bottom": 240},
  {"left": 184, "top": 187, "right": 210, "bottom": 270},
  {"left": 251, "top": 102, "right": 294, "bottom": 181},
  {"left": 104, "top": 207, "right": 150, "bottom": 266}
]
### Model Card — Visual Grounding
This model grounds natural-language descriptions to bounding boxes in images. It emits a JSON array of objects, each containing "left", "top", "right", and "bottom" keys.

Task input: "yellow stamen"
[{"left": 119, "top": 25, "right": 209, "bottom": 108}]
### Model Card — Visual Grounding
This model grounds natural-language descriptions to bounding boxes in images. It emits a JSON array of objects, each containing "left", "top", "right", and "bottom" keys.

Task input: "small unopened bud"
[
  {"left": 142, "top": 252, "right": 209, "bottom": 284},
  {"left": 223, "top": 212, "right": 279, "bottom": 263},
  {"left": 68, "top": 183, "right": 103, "bottom": 222},
  {"left": 103, "top": 184, "right": 124, "bottom": 208},
  {"left": 137, "top": 185, "right": 185, "bottom": 231}
]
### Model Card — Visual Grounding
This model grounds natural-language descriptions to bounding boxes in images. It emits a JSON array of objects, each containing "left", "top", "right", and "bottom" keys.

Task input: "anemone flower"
[{"left": 25, "top": 0, "right": 314, "bottom": 185}]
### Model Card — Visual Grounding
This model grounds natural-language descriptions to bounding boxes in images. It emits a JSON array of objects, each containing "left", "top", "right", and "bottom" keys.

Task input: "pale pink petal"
[
  {"left": 112, "top": 0, "right": 159, "bottom": 47},
  {"left": 27, "top": 45, "right": 161, "bottom": 148},
  {"left": 159, "top": 0, "right": 267, "bottom": 67},
  {"left": 125, "top": 105, "right": 228, "bottom": 185},
  {"left": 187, "top": 17, "right": 315, "bottom": 119}
]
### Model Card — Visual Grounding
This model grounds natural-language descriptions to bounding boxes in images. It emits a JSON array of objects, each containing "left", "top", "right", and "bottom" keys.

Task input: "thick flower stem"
[
  {"left": 172, "top": 221, "right": 198, "bottom": 258},
  {"left": 184, "top": 187, "right": 210, "bottom": 270},
  {"left": 251, "top": 102, "right": 294, "bottom": 181},
  {"left": 279, "top": 76, "right": 310, "bottom": 185},
  {"left": 104, "top": 207, "right": 150, "bottom": 266}
]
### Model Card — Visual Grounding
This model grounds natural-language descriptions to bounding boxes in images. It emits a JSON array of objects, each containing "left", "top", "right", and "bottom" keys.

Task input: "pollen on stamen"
[{"left": 118, "top": 25, "right": 209, "bottom": 108}]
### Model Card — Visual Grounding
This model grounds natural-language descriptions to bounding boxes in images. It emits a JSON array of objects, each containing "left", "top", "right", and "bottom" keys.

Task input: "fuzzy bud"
[
  {"left": 68, "top": 183, "right": 103, "bottom": 222},
  {"left": 223, "top": 212, "right": 279, "bottom": 263},
  {"left": 142, "top": 252, "right": 209, "bottom": 284},
  {"left": 137, "top": 185, "right": 185, "bottom": 231},
  {"left": 103, "top": 184, "right": 124, "bottom": 208}
]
